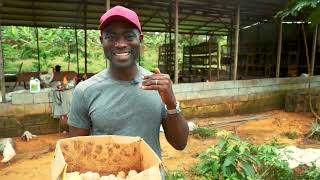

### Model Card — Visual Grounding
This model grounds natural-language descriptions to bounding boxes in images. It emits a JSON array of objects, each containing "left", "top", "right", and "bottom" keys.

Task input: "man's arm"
[
  {"left": 68, "top": 126, "right": 89, "bottom": 137},
  {"left": 162, "top": 110, "right": 189, "bottom": 150},
  {"left": 141, "top": 69, "right": 189, "bottom": 150},
  {"left": 67, "top": 84, "right": 91, "bottom": 137}
]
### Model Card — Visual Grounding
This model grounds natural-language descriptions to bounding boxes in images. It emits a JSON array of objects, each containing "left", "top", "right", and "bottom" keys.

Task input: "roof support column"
[
  {"left": 208, "top": 36, "right": 212, "bottom": 81},
  {"left": 106, "top": 0, "right": 110, "bottom": 10},
  {"left": 75, "top": 28, "right": 79, "bottom": 76},
  {"left": 233, "top": 4, "right": 240, "bottom": 80},
  {"left": 105, "top": 0, "right": 110, "bottom": 68},
  {"left": 276, "top": 19, "right": 283, "bottom": 78},
  {"left": 84, "top": 0, "right": 87, "bottom": 74},
  {"left": 0, "top": 26, "right": 6, "bottom": 103},
  {"left": 35, "top": 27, "right": 40, "bottom": 73},
  {"left": 311, "top": 24, "right": 319, "bottom": 76},
  {"left": 174, "top": 0, "right": 179, "bottom": 84}
]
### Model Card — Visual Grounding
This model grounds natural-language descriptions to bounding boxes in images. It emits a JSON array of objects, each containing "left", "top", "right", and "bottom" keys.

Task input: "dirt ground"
[{"left": 1, "top": 110, "right": 319, "bottom": 180}]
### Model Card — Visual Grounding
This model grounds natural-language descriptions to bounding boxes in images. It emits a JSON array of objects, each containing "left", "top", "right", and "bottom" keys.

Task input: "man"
[{"left": 68, "top": 6, "right": 189, "bottom": 159}]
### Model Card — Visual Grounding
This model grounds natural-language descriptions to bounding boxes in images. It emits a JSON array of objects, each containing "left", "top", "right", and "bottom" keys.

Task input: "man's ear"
[{"left": 139, "top": 34, "right": 144, "bottom": 42}]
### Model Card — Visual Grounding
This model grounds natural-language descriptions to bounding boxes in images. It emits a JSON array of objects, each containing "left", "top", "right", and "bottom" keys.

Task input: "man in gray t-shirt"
[{"left": 68, "top": 6, "right": 189, "bottom": 159}]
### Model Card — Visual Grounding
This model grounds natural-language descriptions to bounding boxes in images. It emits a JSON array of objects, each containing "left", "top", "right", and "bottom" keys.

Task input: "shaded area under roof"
[{"left": 0, "top": 0, "right": 288, "bottom": 35}]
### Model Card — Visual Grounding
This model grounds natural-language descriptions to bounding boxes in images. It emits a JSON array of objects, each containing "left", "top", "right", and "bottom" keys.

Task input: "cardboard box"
[{"left": 51, "top": 135, "right": 162, "bottom": 180}]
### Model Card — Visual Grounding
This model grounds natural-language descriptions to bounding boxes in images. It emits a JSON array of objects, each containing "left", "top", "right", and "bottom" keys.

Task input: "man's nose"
[{"left": 115, "top": 37, "right": 127, "bottom": 48}]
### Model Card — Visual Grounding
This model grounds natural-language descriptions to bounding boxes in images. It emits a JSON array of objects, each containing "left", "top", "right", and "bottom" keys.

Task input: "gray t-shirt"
[{"left": 68, "top": 66, "right": 166, "bottom": 158}]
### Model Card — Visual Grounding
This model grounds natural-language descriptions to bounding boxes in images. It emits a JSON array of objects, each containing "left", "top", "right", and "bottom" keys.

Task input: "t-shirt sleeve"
[{"left": 67, "top": 85, "right": 91, "bottom": 129}]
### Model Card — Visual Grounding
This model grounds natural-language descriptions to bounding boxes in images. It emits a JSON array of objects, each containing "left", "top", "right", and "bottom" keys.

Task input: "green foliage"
[
  {"left": 307, "top": 123, "right": 320, "bottom": 140},
  {"left": 165, "top": 170, "right": 186, "bottom": 180},
  {"left": 252, "top": 142, "right": 293, "bottom": 180},
  {"left": 297, "top": 163, "right": 320, "bottom": 180},
  {"left": 191, "top": 131, "right": 294, "bottom": 180},
  {"left": 276, "top": 0, "right": 320, "bottom": 24},
  {"left": 192, "top": 127, "right": 216, "bottom": 139},
  {"left": 285, "top": 131, "right": 299, "bottom": 139},
  {"left": 193, "top": 131, "right": 259, "bottom": 180}
]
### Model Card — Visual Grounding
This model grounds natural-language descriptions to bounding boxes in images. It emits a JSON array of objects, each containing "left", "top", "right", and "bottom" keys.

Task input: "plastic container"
[{"left": 29, "top": 77, "right": 41, "bottom": 93}]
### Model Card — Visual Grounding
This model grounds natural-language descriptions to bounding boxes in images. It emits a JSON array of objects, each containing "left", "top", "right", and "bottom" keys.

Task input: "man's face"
[{"left": 101, "top": 21, "right": 142, "bottom": 69}]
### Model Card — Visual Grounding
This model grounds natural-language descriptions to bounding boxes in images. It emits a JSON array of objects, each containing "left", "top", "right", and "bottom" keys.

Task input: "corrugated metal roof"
[{"left": 0, "top": 0, "right": 288, "bottom": 35}]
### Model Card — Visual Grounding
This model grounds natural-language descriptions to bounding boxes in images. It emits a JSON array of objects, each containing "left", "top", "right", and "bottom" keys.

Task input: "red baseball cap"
[{"left": 99, "top": 6, "right": 142, "bottom": 33}]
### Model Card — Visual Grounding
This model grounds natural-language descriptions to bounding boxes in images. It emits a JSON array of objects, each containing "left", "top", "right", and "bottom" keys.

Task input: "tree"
[{"left": 276, "top": 0, "right": 320, "bottom": 24}]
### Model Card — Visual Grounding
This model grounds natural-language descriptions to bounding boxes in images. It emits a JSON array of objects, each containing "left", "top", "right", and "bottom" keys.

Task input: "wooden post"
[
  {"left": 311, "top": 24, "right": 318, "bottom": 76},
  {"left": 233, "top": 4, "right": 240, "bottom": 80},
  {"left": 106, "top": 0, "right": 110, "bottom": 10},
  {"left": 217, "top": 40, "right": 221, "bottom": 80},
  {"left": 0, "top": 26, "right": 6, "bottom": 102},
  {"left": 105, "top": 0, "right": 110, "bottom": 68},
  {"left": 84, "top": 0, "right": 87, "bottom": 74},
  {"left": 208, "top": 36, "right": 212, "bottom": 81},
  {"left": 74, "top": 28, "right": 80, "bottom": 75},
  {"left": 35, "top": 26, "right": 40, "bottom": 72},
  {"left": 174, "top": 0, "right": 179, "bottom": 84},
  {"left": 276, "top": 19, "right": 283, "bottom": 78}
]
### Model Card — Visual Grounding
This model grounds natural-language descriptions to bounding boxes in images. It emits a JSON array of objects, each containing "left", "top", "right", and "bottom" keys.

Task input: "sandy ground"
[{"left": 0, "top": 110, "right": 319, "bottom": 180}]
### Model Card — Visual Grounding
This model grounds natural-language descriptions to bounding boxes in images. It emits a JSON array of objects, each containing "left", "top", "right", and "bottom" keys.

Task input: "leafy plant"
[
  {"left": 252, "top": 142, "right": 293, "bottom": 180},
  {"left": 296, "top": 163, "right": 320, "bottom": 180},
  {"left": 307, "top": 123, "right": 320, "bottom": 140},
  {"left": 192, "top": 127, "right": 216, "bottom": 139},
  {"left": 276, "top": 0, "right": 320, "bottom": 24},
  {"left": 193, "top": 131, "right": 259, "bottom": 180},
  {"left": 165, "top": 170, "right": 186, "bottom": 180},
  {"left": 285, "top": 131, "right": 299, "bottom": 139}
]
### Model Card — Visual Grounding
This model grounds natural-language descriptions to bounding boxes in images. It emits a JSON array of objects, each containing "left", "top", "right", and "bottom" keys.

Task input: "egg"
[{"left": 126, "top": 170, "right": 138, "bottom": 179}]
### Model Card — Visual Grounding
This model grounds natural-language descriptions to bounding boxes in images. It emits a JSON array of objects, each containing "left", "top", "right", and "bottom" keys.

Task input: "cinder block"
[
  {"left": 24, "top": 103, "right": 46, "bottom": 116},
  {"left": 0, "top": 103, "right": 8, "bottom": 116},
  {"left": 6, "top": 104, "right": 25, "bottom": 117},
  {"left": 12, "top": 92, "right": 33, "bottom": 104},
  {"left": 34, "top": 92, "right": 51, "bottom": 103}
]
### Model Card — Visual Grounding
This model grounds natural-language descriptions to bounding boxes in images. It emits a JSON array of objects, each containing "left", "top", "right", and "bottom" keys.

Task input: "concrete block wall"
[
  {"left": 0, "top": 102, "right": 58, "bottom": 137},
  {"left": 12, "top": 90, "right": 52, "bottom": 105},
  {"left": 173, "top": 76, "right": 320, "bottom": 118}
]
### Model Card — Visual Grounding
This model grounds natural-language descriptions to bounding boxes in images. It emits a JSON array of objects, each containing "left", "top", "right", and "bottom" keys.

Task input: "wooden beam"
[
  {"left": 174, "top": 0, "right": 179, "bottom": 84},
  {"left": 106, "top": 0, "right": 110, "bottom": 10},
  {"left": 233, "top": 4, "right": 240, "bottom": 80},
  {"left": 75, "top": 28, "right": 79, "bottom": 75},
  {"left": 83, "top": 0, "right": 87, "bottom": 74},
  {"left": 0, "top": 26, "right": 6, "bottom": 103},
  {"left": 35, "top": 26, "right": 40, "bottom": 72},
  {"left": 311, "top": 24, "right": 318, "bottom": 76},
  {"left": 276, "top": 19, "right": 283, "bottom": 78},
  {"left": 208, "top": 36, "right": 212, "bottom": 81},
  {"left": 105, "top": 0, "right": 110, "bottom": 69}
]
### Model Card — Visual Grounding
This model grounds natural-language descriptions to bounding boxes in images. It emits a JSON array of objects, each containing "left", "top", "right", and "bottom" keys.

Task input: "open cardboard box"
[{"left": 51, "top": 135, "right": 162, "bottom": 180}]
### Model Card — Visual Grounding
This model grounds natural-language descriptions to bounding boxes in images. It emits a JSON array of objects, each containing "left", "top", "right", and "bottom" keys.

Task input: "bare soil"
[{"left": 0, "top": 110, "right": 319, "bottom": 180}]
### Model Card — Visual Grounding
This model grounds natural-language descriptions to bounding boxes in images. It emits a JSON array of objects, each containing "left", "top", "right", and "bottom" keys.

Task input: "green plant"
[
  {"left": 252, "top": 142, "right": 293, "bottom": 180},
  {"left": 285, "top": 131, "right": 299, "bottom": 139},
  {"left": 307, "top": 123, "right": 320, "bottom": 140},
  {"left": 296, "top": 163, "right": 320, "bottom": 180},
  {"left": 165, "top": 170, "right": 186, "bottom": 180},
  {"left": 192, "top": 127, "right": 216, "bottom": 139},
  {"left": 193, "top": 131, "right": 259, "bottom": 180}
]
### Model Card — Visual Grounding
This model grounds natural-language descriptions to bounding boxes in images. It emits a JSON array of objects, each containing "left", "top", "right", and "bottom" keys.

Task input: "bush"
[
  {"left": 285, "top": 131, "right": 299, "bottom": 139},
  {"left": 165, "top": 170, "right": 186, "bottom": 180},
  {"left": 308, "top": 123, "right": 320, "bottom": 140},
  {"left": 192, "top": 131, "right": 259, "bottom": 179},
  {"left": 297, "top": 163, "right": 320, "bottom": 180},
  {"left": 191, "top": 131, "right": 293, "bottom": 180},
  {"left": 192, "top": 127, "right": 216, "bottom": 139},
  {"left": 252, "top": 142, "right": 293, "bottom": 180}
]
